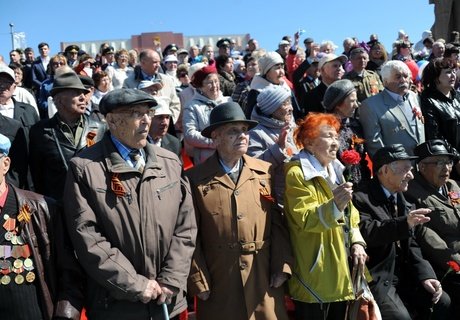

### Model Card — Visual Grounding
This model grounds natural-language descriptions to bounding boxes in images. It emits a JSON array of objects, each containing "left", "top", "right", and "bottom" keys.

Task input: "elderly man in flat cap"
[
  {"left": 0, "top": 133, "right": 83, "bottom": 320},
  {"left": 405, "top": 139, "right": 460, "bottom": 316},
  {"left": 29, "top": 71, "right": 105, "bottom": 201},
  {"left": 63, "top": 88, "right": 196, "bottom": 320},
  {"left": 353, "top": 144, "right": 451, "bottom": 319},
  {"left": 186, "top": 101, "right": 293, "bottom": 320}
]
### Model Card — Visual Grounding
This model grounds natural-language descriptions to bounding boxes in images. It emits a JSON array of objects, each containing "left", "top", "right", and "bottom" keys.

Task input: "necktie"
[
  {"left": 388, "top": 194, "right": 398, "bottom": 218},
  {"left": 228, "top": 170, "right": 239, "bottom": 184},
  {"left": 129, "top": 150, "right": 145, "bottom": 173}
]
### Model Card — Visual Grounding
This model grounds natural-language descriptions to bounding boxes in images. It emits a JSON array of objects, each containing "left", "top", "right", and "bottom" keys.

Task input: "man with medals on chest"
[{"left": 0, "top": 133, "right": 82, "bottom": 320}]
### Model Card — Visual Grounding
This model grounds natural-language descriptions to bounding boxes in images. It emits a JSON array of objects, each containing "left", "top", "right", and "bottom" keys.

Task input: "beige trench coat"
[{"left": 186, "top": 153, "right": 293, "bottom": 320}]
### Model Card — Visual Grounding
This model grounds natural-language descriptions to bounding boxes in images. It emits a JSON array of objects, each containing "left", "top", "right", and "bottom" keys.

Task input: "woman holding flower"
[
  {"left": 323, "top": 79, "right": 371, "bottom": 186},
  {"left": 284, "top": 113, "right": 367, "bottom": 319}
]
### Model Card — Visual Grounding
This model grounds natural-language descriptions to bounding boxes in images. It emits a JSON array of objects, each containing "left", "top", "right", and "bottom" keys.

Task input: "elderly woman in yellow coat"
[
  {"left": 284, "top": 113, "right": 368, "bottom": 319},
  {"left": 186, "top": 101, "right": 293, "bottom": 320}
]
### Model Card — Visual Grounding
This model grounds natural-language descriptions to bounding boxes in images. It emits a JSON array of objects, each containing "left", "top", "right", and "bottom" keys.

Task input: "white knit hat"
[
  {"left": 257, "top": 85, "right": 291, "bottom": 116},
  {"left": 258, "top": 52, "right": 284, "bottom": 76}
]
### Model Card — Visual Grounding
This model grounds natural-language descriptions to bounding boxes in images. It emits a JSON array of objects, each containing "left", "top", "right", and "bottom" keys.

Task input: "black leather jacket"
[
  {"left": 29, "top": 114, "right": 106, "bottom": 200},
  {"left": 13, "top": 185, "right": 83, "bottom": 320},
  {"left": 421, "top": 88, "right": 460, "bottom": 151}
]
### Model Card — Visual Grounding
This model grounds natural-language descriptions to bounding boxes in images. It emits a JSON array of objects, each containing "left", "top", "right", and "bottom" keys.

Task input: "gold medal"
[
  {"left": 14, "top": 274, "right": 24, "bottom": 284},
  {"left": 13, "top": 259, "right": 23, "bottom": 269},
  {"left": 25, "top": 271, "right": 35, "bottom": 283},
  {"left": 11, "top": 235, "right": 18, "bottom": 245},
  {"left": 1, "top": 275, "right": 11, "bottom": 285}
]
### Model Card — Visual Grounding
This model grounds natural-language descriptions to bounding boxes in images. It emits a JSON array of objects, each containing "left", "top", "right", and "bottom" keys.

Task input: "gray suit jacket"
[{"left": 359, "top": 89, "right": 425, "bottom": 156}]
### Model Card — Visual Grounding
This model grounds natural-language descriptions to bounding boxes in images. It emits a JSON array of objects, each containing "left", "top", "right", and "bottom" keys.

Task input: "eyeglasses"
[
  {"left": 178, "top": 73, "right": 188, "bottom": 78},
  {"left": 422, "top": 159, "right": 454, "bottom": 168},
  {"left": 114, "top": 109, "right": 156, "bottom": 119}
]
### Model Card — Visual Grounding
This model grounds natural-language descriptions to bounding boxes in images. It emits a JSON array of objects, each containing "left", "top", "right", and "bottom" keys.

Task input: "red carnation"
[
  {"left": 447, "top": 260, "right": 460, "bottom": 273},
  {"left": 341, "top": 149, "right": 361, "bottom": 166}
]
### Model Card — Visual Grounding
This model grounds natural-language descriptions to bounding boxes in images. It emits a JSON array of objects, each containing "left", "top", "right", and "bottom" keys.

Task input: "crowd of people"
[{"left": 1, "top": 27, "right": 460, "bottom": 320}]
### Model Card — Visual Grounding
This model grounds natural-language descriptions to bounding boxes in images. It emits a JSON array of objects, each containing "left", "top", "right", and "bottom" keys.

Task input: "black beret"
[
  {"left": 372, "top": 144, "right": 418, "bottom": 172},
  {"left": 99, "top": 89, "right": 158, "bottom": 115}
]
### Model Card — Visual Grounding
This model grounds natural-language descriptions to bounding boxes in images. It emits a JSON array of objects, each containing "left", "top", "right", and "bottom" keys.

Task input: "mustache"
[{"left": 398, "top": 83, "right": 409, "bottom": 89}]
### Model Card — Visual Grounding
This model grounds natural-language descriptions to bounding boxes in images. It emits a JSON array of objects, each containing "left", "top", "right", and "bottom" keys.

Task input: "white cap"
[
  {"left": 137, "top": 80, "right": 156, "bottom": 90},
  {"left": 0, "top": 64, "right": 15, "bottom": 81},
  {"left": 164, "top": 55, "right": 178, "bottom": 63},
  {"left": 154, "top": 97, "right": 172, "bottom": 116}
]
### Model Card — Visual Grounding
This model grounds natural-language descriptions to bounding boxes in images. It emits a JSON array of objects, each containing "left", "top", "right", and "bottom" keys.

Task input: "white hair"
[
  {"left": 380, "top": 60, "right": 411, "bottom": 83},
  {"left": 320, "top": 40, "right": 338, "bottom": 52}
]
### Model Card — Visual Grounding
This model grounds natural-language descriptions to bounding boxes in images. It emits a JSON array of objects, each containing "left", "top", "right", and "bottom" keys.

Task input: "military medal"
[
  {"left": 1, "top": 274, "right": 11, "bottom": 285},
  {"left": 23, "top": 258, "right": 33, "bottom": 270},
  {"left": 1, "top": 208, "right": 35, "bottom": 286},
  {"left": 14, "top": 274, "right": 24, "bottom": 284},
  {"left": 25, "top": 271, "right": 35, "bottom": 283}
]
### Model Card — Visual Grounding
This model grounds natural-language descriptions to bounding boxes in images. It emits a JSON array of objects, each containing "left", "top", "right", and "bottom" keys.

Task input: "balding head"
[{"left": 139, "top": 49, "right": 161, "bottom": 76}]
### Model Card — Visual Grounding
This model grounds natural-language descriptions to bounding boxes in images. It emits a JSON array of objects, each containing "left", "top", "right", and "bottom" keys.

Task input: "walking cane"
[{"left": 162, "top": 303, "right": 170, "bottom": 320}]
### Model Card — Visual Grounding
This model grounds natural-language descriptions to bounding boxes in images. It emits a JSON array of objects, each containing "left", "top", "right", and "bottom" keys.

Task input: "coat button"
[
  {"left": 260, "top": 180, "right": 266, "bottom": 187},
  {"left": 237, "top": 213, "right": 243, "bottom": 220},
  {"left": 383, "top": 280, "right": 390, "bottom": 286},
  {"left": 234, "top": 190, "right": 239, "bottom": 196},
  {"left": 240, "top": 263, "right": 247, "bottom": 270}
]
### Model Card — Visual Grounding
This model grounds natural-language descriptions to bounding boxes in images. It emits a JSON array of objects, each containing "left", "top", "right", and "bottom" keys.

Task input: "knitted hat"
[
  {"left": 258, "top": 52, "right": 284, "bottom": 76},
  {"left": 322, "top": 79, "right": 356, "bottom": 111},
  {"left": 257, "top": 85, "right": 291, "bottom": 116}
]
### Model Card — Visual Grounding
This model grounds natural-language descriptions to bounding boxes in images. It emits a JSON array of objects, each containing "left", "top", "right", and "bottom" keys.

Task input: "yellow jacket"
[{"left": 284, "top": 151, "right": 366, "bottom": 303}]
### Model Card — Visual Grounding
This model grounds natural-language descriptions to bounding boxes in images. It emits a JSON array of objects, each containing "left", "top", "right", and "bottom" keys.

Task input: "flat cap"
[
  {"left": 373, "top": 144, "right": 418, "bottom": 172},
  {"left": 414, "top": 139, "right": 456, "bottom": 160},
  {"left": 304, "top": 37, "right": 314, "bottom": 44},
  {"left": 99, "top": 88, "right": 158, "bottom": 115},
  {"left": 0, "top": 133, "right": 11, "bottom": 156}
]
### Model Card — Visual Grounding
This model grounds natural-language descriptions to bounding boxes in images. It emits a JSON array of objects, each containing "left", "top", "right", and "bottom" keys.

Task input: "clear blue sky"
[{"left": 1, "top": 0, "right": 435, "bottom": 60}]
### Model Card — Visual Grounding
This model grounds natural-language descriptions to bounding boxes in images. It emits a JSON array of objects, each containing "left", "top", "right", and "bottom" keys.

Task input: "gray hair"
[{"left": 380, "top": 60, "right": 411, "bottom": 83}]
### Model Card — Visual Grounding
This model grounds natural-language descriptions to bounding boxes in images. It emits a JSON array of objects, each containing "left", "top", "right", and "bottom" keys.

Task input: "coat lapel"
[{"left": 383, "top": 91, "right": 419, "bottom": 143}]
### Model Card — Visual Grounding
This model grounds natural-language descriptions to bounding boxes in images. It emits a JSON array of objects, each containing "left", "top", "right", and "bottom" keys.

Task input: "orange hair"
[{"left": 294, "top": 112, "right": 341, "bottom": 149}]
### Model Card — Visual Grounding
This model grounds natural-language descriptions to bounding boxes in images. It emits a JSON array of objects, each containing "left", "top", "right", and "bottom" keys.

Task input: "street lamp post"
[{"left": 9, "top": 23, "right": 14, "bottom": 50}]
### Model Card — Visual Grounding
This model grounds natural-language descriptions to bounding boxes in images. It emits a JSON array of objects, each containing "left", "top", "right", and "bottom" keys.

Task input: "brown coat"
[
  {"left": 186, "top": 153, "right": 293, "bottom": 320},
  {"left": 63, "top": 133, "right": 197, "bottom": 320}
]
